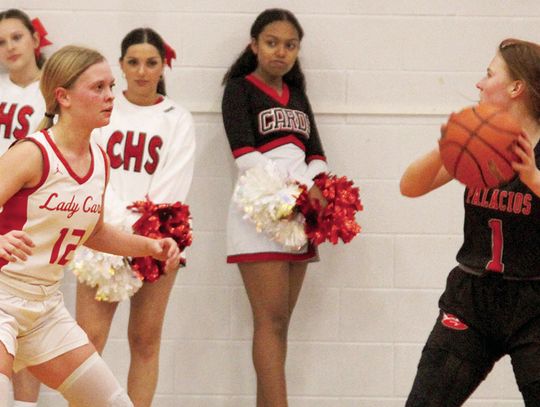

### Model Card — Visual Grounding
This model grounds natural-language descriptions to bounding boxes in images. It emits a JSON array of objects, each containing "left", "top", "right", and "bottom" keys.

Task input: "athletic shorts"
[
  {"left": 0, "top": 287, "right": 89, "bottom": 372},
  {"left": 429, "top": 266, "right": 540, "bottom": 388}
]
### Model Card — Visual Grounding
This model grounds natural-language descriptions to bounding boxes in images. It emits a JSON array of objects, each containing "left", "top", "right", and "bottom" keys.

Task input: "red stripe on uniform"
[
  {"left": 42, "top": 130, "right": 94, "bottom": 185},
  {"left": 227, "top": 246, "right": 316, "bottom": 263},
  {"left": 246, "top": 74, "right": 290, "bottom": 106},
  {"left": 258, "top": 135, "right": 305, "bottom": 153},
  {"left": 232, "top": 146, "right": 257, "bottom": 159},
  {"left": 0, "top": 138, "right": 50, "bottom": 270},
  {"left": 307, "top": 155, "right": 327, "bottom": 163}
]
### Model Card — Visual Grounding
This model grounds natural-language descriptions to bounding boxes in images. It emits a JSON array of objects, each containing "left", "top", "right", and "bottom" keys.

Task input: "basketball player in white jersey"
[
  {"left": 0, "top": 45, "right": 180, "bottom": 407},
  {"left": 0, "top": 8, "right": 51, "bottom": 406}
]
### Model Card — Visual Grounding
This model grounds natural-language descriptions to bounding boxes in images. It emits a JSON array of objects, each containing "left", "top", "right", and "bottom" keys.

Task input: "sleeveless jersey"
[
  {"left": 456, "top": 142, "right": 540, "bottom": 279},
  {"left": 0, "top": 74, "right": 45, "bottom": 152},
  {"left": 222, "top": 74, "right": 326, "bottom": 167},
  {"left": 0, "top": 130, "right": 108, "bottom": 287}
]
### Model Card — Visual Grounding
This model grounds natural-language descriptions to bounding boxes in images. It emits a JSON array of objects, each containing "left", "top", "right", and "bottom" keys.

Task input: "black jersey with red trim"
[
  {"left": 456, "top": 143, "right": 540, "bottom": 279},
  {"left": 222, "top": 74, "right": 325, "bottom": 163}
]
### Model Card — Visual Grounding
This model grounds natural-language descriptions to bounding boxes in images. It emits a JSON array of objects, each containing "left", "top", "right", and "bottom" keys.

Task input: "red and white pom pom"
[
  {"left": 298, "top": 173, "right": 363, "bottom": 245},
  {"left": 128, "top": 198, "right": 192, "bottom": 282},
  {"left": 233, "top": 162, "right": 308, "bottom": 250}
]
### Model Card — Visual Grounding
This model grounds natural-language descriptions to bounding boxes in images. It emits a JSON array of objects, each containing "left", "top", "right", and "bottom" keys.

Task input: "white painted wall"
[{"left": 4, "top": 1, "right": 539, "bottom": 405}]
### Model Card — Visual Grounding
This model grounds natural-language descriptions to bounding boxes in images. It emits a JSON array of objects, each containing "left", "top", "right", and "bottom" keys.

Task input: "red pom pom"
[
  {"left": 298, "top": 173, "right": 363, "bottom": 245},
  {"left": 128, "top": 198, "right": 192, "bottom": 282}
]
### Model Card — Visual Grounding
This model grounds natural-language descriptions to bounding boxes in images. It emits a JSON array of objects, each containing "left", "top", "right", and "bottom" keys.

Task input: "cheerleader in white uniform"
[
  {"left": 75, "top": 28, "right": 195, "bottom": 407},
  {"left": 221, "top": 9, "right": 328, "bottom": 407},
  {"left": 0, "top": 8, "right": 51, "bottom": 406},
  {"left": 0, "top": 9, "right": 48, "bottom": 149},
  {"left": 0, "top": 45, "right": 181, "bottom": 407}
]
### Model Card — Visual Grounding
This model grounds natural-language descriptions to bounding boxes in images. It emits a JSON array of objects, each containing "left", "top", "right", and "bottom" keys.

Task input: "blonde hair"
[{"left": 37, "top": 45, "right": 105, "bottom": 130}]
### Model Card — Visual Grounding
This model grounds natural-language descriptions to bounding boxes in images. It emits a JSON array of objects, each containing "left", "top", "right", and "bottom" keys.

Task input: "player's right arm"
[
  {"left": 0, "top": 141, "right": 42, "bottom": 261},
  {"left": 400, "top": 147, "right": 453, "bottom": 197}
]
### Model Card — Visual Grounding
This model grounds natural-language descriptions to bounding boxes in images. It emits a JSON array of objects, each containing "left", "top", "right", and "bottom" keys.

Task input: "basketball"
[{"left": 439, "top": 104, "right": 522, "bottom": 188}]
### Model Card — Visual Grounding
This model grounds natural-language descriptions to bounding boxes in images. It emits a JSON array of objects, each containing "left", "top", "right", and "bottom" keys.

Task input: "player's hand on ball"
[
  {"left": 0, "top": 230, "right": 34, "bottom": 262},
  {"left": 151, "top": 237, "right": 181, "bottom": 273},
  {"left": 512, "top": 132, "right": 540, "bottom": 188}
]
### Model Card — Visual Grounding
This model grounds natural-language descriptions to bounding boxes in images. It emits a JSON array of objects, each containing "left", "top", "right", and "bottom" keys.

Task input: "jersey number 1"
[
  {"left": 486, "top": 219, "right": 504, "bottom": 273},
  {"left": 50, "top": 228, "right": 86, "bottom": 265}
]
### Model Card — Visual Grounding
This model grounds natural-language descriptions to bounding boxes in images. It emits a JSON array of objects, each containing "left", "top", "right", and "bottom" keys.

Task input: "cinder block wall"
[{"left": 6, "top": 1, "right": 539, "bottom": 405}]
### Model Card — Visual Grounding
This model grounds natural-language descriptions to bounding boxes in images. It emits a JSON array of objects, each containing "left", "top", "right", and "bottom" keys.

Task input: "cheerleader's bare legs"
[
  {"left": 126, "top": 269, "right": 177, "bottom": 406},
  {"left": 240, "top": 260, "right": 307, "bottom": 407},
  {"left": 76, "top": 268, "right": 177, "bottom": 407}
]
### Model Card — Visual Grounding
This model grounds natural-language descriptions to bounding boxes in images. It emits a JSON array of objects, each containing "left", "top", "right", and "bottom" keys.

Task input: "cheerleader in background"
[
  {"left": 75, "top": 27, "right": 195, "bottom": 407},
  {"left": 221, "top": 9, "right": 327, "bottom": 407},
  {"left": 0, "top": 8, "right": 51, "bottom": 406}
]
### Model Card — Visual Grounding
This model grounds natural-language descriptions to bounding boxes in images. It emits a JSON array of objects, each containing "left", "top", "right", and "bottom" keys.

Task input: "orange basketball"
[{"left": 439, "top": 104, "right": 522, "bottom": 188}]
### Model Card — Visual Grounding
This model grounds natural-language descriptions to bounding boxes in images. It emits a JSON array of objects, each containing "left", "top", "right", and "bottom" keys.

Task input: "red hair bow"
[
  {"left": 163, "top": 41, "right": 176, "bottom": 68},
  {"left": 31, "top": 18, "right": 52, "bottom": 59}
]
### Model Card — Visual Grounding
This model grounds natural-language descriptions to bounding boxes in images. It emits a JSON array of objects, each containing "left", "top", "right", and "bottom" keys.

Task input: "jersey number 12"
[{"left": 50, "top": 228, "right": 86, "bottom": 265}]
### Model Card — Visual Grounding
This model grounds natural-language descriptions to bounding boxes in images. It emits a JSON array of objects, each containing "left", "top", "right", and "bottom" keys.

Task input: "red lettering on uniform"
[
  {"left": 471, "top": 188, "right": 481, "bottom": 205},
  {"left": 39, "top": 193, "right": 80, "bottom": 218},
  {"left": 107, "top": 130, "right": 124, "bottom": 169},
  {"left": 488, "top": 189, "right": 499, "bottom": 210},
  {"left": 145, "top": 136, "right": 162, "bottom": 175},
  {"left": 14, "top": 105, "right": 34, "bottom": 139},
  {"left": 513, "top": 193, "right": 524, "bottom": 214},
  {"left": 507, "top": 192, "right": 515, "bottom": 213},
  {"left": 83, "top": 196, "right": 102, "bottom": 214},
  {"left": 522, "top": 194, "right": 532, "bottom": 215},
  {"left": 106, "top": 130, "right": 162, "bottom": 175},
  {"left": 465, "top": 188, "right": 475, "bottom": 204},
  {"left": 498, "top": 190, "right": 507, "bottom": 211},
  {"left": 124, "top": 131, "right": 146, "bottom": 172},
  {"left": 480, "top": 188, "right": 489, "bottom": 207},
  {"left": 0, "top": 102, "right": 16, "bottom": 139}
]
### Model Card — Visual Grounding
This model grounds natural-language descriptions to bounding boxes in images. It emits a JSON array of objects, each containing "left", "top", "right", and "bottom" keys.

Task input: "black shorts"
[{"left": 430, "top": 266, "right": 540, "bottom": 388}]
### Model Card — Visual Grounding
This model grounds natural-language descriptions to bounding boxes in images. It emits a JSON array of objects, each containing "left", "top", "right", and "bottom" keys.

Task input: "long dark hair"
[
  {"left": 0, "top": 8, "right": 45, "bottom": 69},
  {"left": 222, "top": 8, "right": 306, "bottom": 92},
  {"left": 499, "top": 38, "right": 540, "bottom": 121},
  {"left": 120, "top": 27, "right": 168, "bottom": 96}
]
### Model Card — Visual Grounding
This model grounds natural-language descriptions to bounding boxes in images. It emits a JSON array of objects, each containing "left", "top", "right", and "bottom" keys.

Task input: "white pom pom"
[
  {"left": 67, "top": 247, "right": 143, "bottom": 302},
  {"left": 233, "top": 162, "right": 307, "bottom": 250}
]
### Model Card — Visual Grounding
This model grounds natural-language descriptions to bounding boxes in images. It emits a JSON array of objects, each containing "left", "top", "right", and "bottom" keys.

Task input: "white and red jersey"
[
  {"left": 0, "top": 74, "right": 45, "bottom": 152},
  {"left": 0, "top": 130, "right": 108, "bottom": 288},
  {"left": 92, "top": 91, "right": 195, "bottom": 225}
]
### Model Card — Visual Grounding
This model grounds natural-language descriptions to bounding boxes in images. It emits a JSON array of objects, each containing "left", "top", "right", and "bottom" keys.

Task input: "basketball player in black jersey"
[{"left": 401, "top": 39, "right": 540, "bottom": 406}]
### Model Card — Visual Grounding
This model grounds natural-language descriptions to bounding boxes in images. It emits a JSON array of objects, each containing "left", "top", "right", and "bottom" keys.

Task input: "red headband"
[
  {"left": 163, "top": 41, "right": 176, "bottom": 68},
  {"left": 31, "top": 18, "right": 52, "bottom": 59}
]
